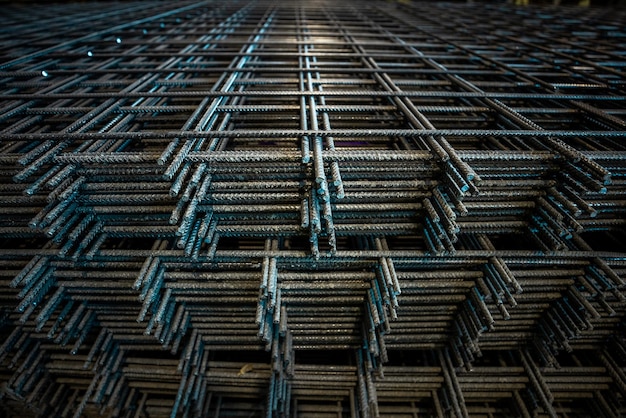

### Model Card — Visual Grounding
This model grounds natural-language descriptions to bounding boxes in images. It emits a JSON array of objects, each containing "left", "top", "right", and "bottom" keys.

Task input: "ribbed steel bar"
[{"left": 1, "top": 0, "right": 625, "bottom": 417}]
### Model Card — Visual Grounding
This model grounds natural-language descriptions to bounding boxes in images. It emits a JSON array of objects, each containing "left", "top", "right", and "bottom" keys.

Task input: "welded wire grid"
[{"left": 1, "top": 0, "right": 626, "bottom": 417}]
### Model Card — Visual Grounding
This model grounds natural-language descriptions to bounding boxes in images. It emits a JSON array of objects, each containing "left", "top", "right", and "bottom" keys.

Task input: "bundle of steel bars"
[{"left": 1, "top": 0, "right": 625, "bottom": 416}]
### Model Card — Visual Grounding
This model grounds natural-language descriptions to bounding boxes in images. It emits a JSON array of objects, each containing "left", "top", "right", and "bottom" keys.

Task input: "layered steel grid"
[{"left": 1, "top": 0, "right": 626, "bottom": 417}]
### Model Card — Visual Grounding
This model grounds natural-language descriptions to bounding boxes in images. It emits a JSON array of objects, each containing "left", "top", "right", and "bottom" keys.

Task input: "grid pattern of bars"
[{"left": 1, "top": 1, "right": 626, "bottom": 417}]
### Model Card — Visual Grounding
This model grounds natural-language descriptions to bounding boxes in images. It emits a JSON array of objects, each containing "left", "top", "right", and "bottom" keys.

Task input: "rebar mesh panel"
[{"left": 1, "top": 1, "right": 626, "bottom": 417}]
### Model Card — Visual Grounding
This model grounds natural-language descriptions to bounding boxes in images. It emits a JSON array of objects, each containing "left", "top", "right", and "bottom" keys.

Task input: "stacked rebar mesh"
[{"left": 1, "top": 0, "right": 626, "bottom": 416}]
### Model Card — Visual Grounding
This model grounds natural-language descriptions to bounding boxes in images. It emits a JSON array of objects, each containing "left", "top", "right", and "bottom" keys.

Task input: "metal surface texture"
[{"left": 1, "top": 0, "right": 626, "bottom": 416}]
